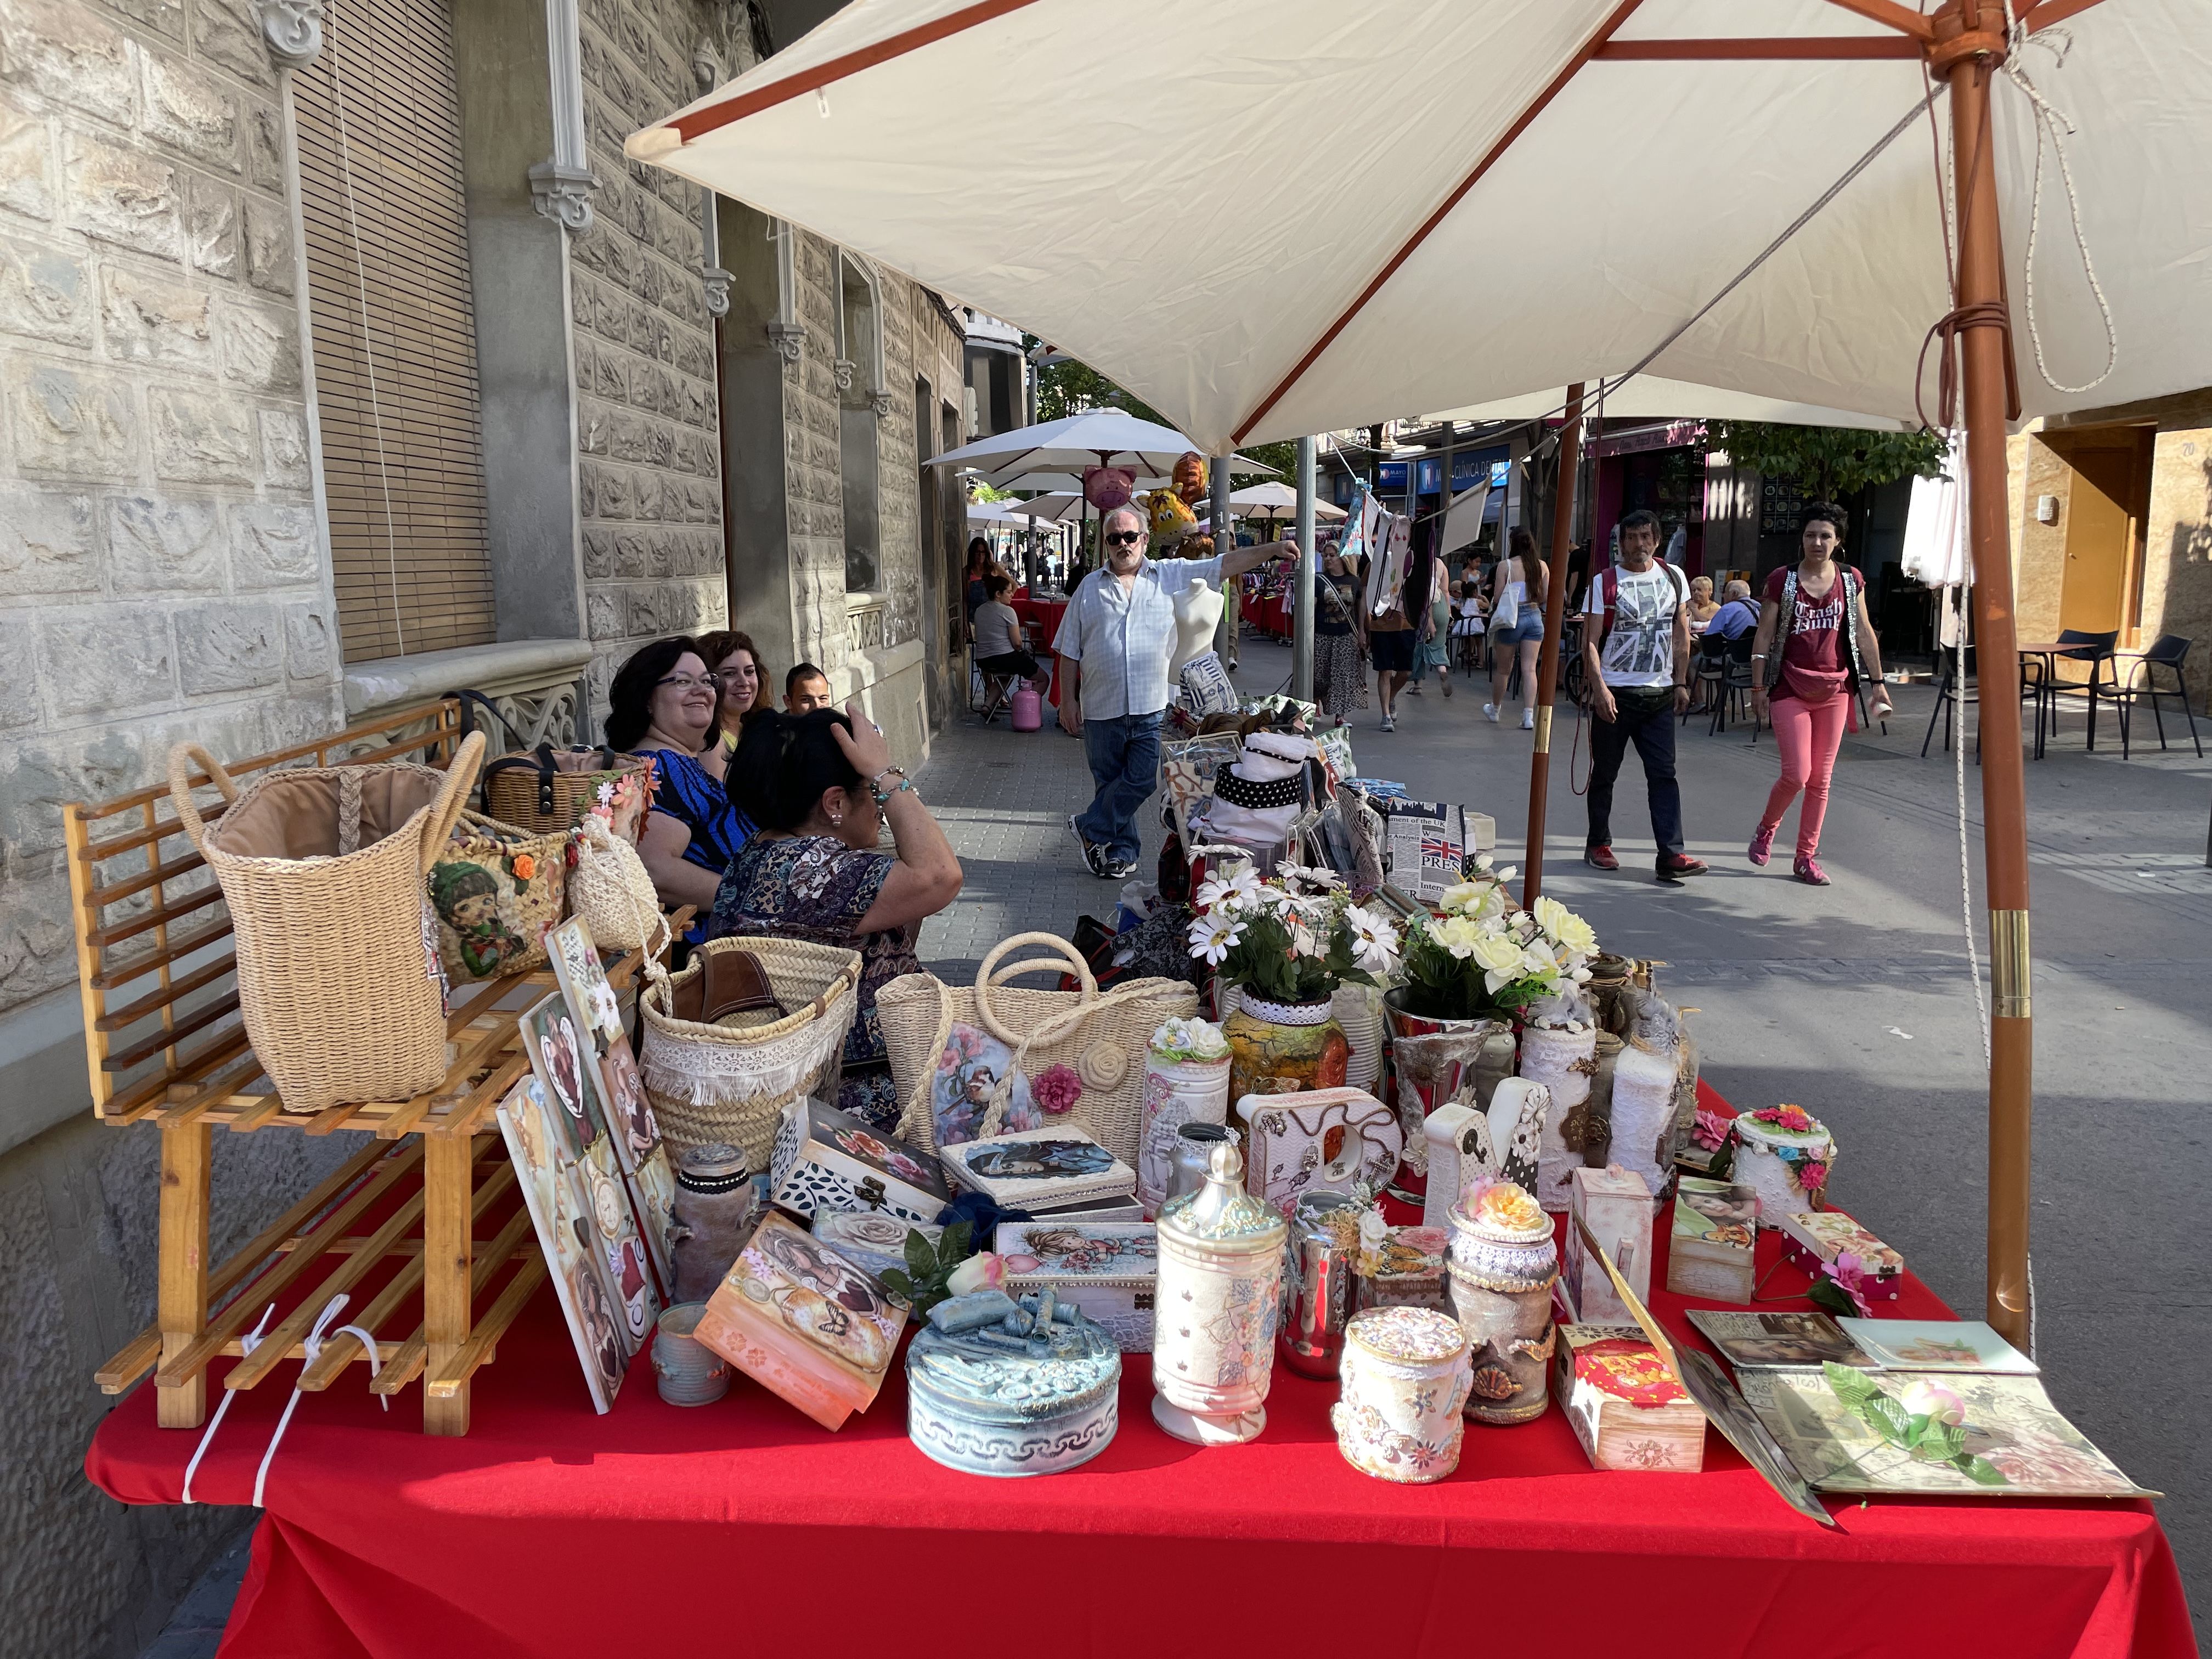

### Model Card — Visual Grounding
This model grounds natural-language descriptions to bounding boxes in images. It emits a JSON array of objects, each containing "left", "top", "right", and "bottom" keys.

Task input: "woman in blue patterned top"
[
  {"left": 606, "top": 636, "right": 755, "bottom": 932},
  {"left": 707, "top": 706, "right": 962, "bottom": 1127}
]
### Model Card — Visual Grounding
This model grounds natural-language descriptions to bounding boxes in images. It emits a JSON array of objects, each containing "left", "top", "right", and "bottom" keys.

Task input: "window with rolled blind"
[{"left": 294, "top": 0, "right": 496, "bottom": 663}]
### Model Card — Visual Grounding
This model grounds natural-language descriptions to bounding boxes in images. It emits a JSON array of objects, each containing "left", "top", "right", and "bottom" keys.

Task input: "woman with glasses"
[
  {"left": 606, "top": 636, "right": 756, "bottom": 927},
  {"left": 695, "top": 627, "right": 766, "bottom": 753}
]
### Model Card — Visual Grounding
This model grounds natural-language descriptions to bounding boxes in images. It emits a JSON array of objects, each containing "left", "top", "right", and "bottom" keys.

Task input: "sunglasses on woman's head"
[{"left": 1105, "top": 530, "right": 1143, "bottom": 547}]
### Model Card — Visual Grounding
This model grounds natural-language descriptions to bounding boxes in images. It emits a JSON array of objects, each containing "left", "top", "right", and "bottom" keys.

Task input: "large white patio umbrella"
[
  {"left": 1231, "top": 481, "right": 1346, "bottom": 524},
  {"left": 630, "top": 0, "right": 2212, "bottom": 1353},
  {"left": 931, "top": 409, "right": 1279, "bottom": 489}
]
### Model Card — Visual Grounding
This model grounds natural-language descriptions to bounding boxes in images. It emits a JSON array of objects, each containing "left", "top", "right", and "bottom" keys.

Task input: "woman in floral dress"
[{"left": 706, "top": 706, "right": 963, "bottom": 1128}]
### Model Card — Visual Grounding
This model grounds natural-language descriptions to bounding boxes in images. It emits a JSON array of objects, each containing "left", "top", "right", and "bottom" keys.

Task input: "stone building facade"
[{"left": 0, "top": 0, "right": 966, "bottom": 1650}]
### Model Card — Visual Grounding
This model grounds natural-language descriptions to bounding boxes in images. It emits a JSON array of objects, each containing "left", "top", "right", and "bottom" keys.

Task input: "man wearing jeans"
[
  {"left": 1580, "top": 510, "right": 1709, "bottom": 883},
  {"left": 1055, "top": 504, "right": 1294, "bottom": 878}
]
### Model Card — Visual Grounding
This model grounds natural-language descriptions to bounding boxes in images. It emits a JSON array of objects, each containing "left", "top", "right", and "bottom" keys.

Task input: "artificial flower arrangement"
[
  {"left": 1185, "top": 861, "right": 1400, "bottom": 1005},
  {"left": 1821, "top": 1362, "right": 2007, "bottom": 1487},
  {"left": 1744, "top": 1103, "right": 1832, "bottom": 1197},
  {"left": 1150, "top": 1015, "right": 1229, "bottom": 1062},
  {"left": 1392, "top": 859, "right": 1600, "bottom": 1020}
]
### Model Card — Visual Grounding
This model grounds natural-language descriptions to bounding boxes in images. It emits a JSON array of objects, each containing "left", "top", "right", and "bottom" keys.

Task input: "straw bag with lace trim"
[
  {"left": 637, "top": 936, "right": 861, "bottom": 1166},
  {"left": 881, "top": 932, "right": 1197, "bottom": 1166}
]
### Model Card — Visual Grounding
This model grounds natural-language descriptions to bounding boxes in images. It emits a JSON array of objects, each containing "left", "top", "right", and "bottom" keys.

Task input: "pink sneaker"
[
  {"left": 1793, "top": 855, "right": 1831, "bottom": 886},
  {"left": 1747, "top": 824, "right": 1777, "bottom": 867}
]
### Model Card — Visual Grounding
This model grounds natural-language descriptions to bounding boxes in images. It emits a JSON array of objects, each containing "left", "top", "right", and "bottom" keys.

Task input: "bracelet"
[
  {"left": 871, "top": 776, "right": 917, "bottom": 808},
  {"left": 868, "top": 765, "right": 906, "bottom": 791},
  {"left": 1750, "top": 654, "right": 1767, "bottom": 661}
]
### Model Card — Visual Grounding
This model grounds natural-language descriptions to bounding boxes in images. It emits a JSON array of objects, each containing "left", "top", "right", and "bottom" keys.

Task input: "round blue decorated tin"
[{"left": 905, "top": 1291, "right": 1121, "bottom": 1477}]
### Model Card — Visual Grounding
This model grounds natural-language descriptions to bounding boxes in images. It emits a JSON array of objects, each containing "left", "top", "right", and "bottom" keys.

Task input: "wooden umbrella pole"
[
  {"left": 1941, "top": 3, "right": 2034, "bottom": 1348},
  {"left": 1521, "top": 383, "right": 1585, "bottom": 909}
]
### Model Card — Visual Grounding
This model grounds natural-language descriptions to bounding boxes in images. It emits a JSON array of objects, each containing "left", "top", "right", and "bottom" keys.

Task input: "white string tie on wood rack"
[{"left": 181, "top": 1295, "right": 385, "bottom": 1506}]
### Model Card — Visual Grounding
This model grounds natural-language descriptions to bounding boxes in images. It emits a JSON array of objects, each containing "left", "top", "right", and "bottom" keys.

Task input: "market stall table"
[
  {"left": 87, "top": 1129, "right": 2190, "bottom": 1659},
  {"left": 1011, "top": 591, "right": 1070, "bottom": 709}
]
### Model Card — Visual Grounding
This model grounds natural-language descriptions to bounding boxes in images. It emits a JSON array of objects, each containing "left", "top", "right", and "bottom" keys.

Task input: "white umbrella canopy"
[
  {"left": 630, "top": 0, "right": 2210, "bottom": 452},
  {"left": 992, "top": 491, "right": 1088, "bottom": 523},
  {"left": 1427, "top": 375, "right": 1914, "bottom": 432},
  {"left": 1230, "top": 481, "right": 1346, "bottom": 521}
]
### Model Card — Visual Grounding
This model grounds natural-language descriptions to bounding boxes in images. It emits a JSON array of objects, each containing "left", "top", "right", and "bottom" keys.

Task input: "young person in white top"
[{"left": 1579, "top": 510, "right": 1708, "bottom": 882}]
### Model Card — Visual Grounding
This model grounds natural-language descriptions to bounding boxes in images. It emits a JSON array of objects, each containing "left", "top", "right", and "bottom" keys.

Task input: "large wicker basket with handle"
[
  {"left": 879, "top": 932, "right": 1198, "bottom": 1166},
  {"left": 166, "top": 731, "right": 485, "bottom": 1114},
  {"left": 637, "top": 935, "right": 862, "bottom": 1166}
]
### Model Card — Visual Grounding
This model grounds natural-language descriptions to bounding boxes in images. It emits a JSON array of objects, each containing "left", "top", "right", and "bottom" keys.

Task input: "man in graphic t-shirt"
[{"left": 1579, "top": 510, "right": 1708, "bottom": 882}]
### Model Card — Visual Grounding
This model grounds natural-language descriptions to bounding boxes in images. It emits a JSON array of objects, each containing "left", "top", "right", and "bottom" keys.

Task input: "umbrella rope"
[{"left": 2000, "top": 4, "right": 2117, "bottom": 397}]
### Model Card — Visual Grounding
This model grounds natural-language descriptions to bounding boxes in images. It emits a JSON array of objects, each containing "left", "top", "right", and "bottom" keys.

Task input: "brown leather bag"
[{"left": 670, "top": 946, "right": 787, "bottom": 1028}]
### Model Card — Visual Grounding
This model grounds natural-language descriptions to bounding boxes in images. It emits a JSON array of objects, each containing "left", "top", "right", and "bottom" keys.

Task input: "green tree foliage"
[
  {"left": 1031, "top": 351, "right": 1168, "bottom": 426},
  {"left": 1708, "top": 421, "right": 1949, "bottom": 503}
]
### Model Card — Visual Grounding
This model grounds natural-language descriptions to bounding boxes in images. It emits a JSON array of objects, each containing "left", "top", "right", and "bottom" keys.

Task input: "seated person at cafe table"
[
  {"left": 707, "top": 704, "right": 962, "bottom": 1128},
  {"left": 1054, "top": 503, "right": 1297, "bottom": 880},
  {"left": 971, "top": 569, "right": 1047, "bottom": 689}
]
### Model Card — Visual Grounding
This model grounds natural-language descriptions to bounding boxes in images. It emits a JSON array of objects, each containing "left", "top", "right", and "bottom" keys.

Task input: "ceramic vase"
[
  {"left": 1471, "top": 1026, "right": 1519, "bottom": 1112},
  {"left": 1733, "top": 1111, "right": 1836, "bottom": 1227},
  {"left": 1519, "top": 1021, "right": 1598, "bottom": 1212},
  {"left": 1331, "top": 983, "right": 1385, "bottom": 1094},
  {"left": 1223, "top": 993, "right": 1349, "bottom": 1108},
  {"left": 1138, "top": 1048, "right": 1231, "bottom": 1215},
  {"left": 668, "top": 1143, "right": 756, "bottom": 1304},
  {"left": 652, "top": 1302, "right": 732, "bottom": 1406},
  {"left": 1332, "top": 1306, "right": 1473, "bottom": 1483},
  {"left": 1575, "top": 1032, "right": 1621, "bottom": 1170},
  {"left": 1152, "top": 1142, "right": 1288, "bottom": 1444},
  {"left": 1447, "top": 1192, "right": 1559, "bottom": 1426},
  {"left": 1166, "top": 1121, "right": 1233, "bottom": 1208}
]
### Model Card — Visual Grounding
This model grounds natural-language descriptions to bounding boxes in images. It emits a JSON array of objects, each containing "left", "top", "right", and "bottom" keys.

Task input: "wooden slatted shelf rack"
[{"left": 70, "top": 699, "right": 676, "bottom": 1436}]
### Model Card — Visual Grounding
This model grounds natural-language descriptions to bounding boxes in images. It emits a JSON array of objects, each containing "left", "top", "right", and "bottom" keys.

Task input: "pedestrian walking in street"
[
  {"left": 1054, "top": 503, "right": 1295, "bottom": 878},
  {"left": 1580, "top": 510, "right": 1707, "bottom": 882},
  {"left": 1747, "top": 502, "right": 1894, "bottom": 886},
  {"left": 1365, "top": 541, "right": 1417, "bottom": 731},
  {"left": 708, "top": 704, "right": 962, "bottom": 1127},
  {"left": 1407, "top": 548, "right": 1454, "bottom": 698},
  {"left": 1312, "top": 546, "right": 1371, "bottom": 719},
  {"left": 964, "top": 537, "right": 992, "bottom": 628},
  {"left": 1485, "top": 527, "right": 1548, "bottom": 730}
]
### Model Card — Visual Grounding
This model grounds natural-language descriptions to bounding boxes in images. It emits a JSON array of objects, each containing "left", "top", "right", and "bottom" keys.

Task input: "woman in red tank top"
[{"left": 1746, "top": 503, "right": 1893, "bottom": 885}]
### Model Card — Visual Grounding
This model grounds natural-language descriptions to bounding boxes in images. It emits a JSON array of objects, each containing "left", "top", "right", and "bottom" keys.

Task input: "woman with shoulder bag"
[
  {"left": 1747, "top": 502, "right": 1894, "bottom": 886},
  {"left": 1485, "top": 526, "right": 1547, "bottom": 729},
  {"left": 1311, "top": 545, "right": 1371, "bottom": 719}
]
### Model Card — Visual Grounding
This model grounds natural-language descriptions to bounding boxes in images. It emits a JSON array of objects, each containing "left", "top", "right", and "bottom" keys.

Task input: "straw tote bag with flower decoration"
[
  {"left": 167, "top": 732, "right": 485, "bottom": 1114},
  {"left": 568, "top": 811, "right": 666, "bottom": 955},
  {"left": 879, "top": 932, "right": 1198, "bottom": 1166},
  {"left": 427, "top": 810, "right": 569, "bottom": 983}
]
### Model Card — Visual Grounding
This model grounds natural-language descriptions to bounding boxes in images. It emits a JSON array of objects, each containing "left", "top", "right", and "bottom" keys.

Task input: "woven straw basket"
[
  {"left": 879, "top": 932, "right": 1197, "bottom": 1166},
  {"left": 637, "top": 935, "right": 861, "bottom": 1166},
  {"left": 167, "top": 732, "right": 485, "bottom": 1114}
]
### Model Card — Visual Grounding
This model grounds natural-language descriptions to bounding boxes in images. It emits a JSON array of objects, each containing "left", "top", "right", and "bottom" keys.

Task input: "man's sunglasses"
[{"left": 1105, "top": 530, "right": 1144, "bottom": 547}]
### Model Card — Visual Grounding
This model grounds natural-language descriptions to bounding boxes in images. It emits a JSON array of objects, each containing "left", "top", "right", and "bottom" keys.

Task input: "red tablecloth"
[
  {"left": 1010, "top": 595, "right": 1069, "bottom": 708},
  {"left": 87, "top": 1110, "right": 2193, "bottom": 1659}
]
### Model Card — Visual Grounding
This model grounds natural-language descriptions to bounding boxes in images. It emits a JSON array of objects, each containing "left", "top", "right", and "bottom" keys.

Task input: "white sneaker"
[
  {"left": 1483, "top": 703, "right": 1500, "bottom": 723},
  {"left": 1380, "top": 714, "right": 1396, "bottom": 732},
  {"left": 1521, "top": 707, "right": 1536, "bottom": 730}
]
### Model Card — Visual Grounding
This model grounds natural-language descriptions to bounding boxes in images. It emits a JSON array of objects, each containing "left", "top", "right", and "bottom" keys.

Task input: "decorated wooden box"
[
  {"left": 812, "top": 1209, "right": 942, "bottom": 1284},
  {"left": 940, "top": 1124, "right": 1136, "bottom": 1211},
  {"left": 1778, "top": 1209, "right": 1904, "bottom": 1295},
  {"left": 693, "top": 1212, "right": 908, "bottom": 1431},
  {"left": 1354, "top": 1223, "right": 1451, "bottom": 1315},
  {"left": 994, "top": 1221, "right": 1158, "bottom": 1352},
  {"left": 1234, "top": 1086, "right": 1401, "bottom": 1216},
  {"left": 1667, "top": 1177, "right": 1758, "bottom": 1303},
  {"left": 1554, "top": 1323, "right": 1706, "bottom": 1474},
  {"left": 769, "top": 1097, "right": 952, "bottom": 1224},
  {"left": 906, "top": 1288, "right": 1122, "bottom": 1478},
  {"left": 1560, "top": 1164, "right": 1652, "bottom": 1324}
]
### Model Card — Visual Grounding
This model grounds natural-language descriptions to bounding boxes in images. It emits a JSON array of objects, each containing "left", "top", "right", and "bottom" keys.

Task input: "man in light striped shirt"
[{"left": 1054, "top": 503, "right": 1296, "bottom": 878}]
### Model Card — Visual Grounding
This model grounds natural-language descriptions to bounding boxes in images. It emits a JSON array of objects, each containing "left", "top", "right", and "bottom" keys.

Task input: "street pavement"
[{"left": 918, "top": 639, "right": 2209, "bottom": 1625}]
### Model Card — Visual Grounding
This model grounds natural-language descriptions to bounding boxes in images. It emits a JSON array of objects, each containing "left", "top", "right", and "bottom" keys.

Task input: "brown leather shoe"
[
  {"left": 1656, "top": 853, "right": 1711, "bottom": 882},
  {"left": 1583, "top": 844, "right": 1619, "bottom": 871}
]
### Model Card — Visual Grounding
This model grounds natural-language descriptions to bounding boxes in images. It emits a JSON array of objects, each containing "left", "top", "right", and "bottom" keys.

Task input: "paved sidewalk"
[{"left": 911, "top": 709, "right": 1159, "bottom": 981}]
